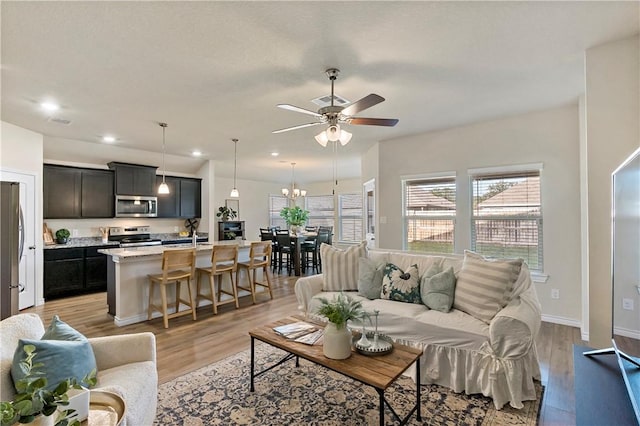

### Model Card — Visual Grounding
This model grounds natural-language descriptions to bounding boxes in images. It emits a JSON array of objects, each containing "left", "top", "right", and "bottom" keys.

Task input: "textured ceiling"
[{"left": 1, "top": 1, "right": 638, "bottom": 184}]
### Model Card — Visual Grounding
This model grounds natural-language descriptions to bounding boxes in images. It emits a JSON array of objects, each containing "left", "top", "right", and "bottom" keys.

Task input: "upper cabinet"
[
  {"left": 108, "top": 162, "right": 157, "bottom": 196},
  {"left": 44, "top": 165, "right": 114, "bottom": 219},
  {"left": 156, "top": 175, "right": 201, "bottom": 218}
]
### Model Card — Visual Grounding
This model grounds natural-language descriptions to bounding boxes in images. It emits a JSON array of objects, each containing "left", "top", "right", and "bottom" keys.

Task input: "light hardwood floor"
[{"left": 24, "top": 271, "right": 587, "bottom": 425}]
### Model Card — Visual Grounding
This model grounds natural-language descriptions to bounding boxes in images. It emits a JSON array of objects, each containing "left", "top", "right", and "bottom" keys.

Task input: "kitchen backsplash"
[{"left": 45, "top": 218, "right": 200, "bottom": 238}]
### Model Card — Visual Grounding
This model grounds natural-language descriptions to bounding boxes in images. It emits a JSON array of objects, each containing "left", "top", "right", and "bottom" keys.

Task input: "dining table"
[{"left": 289, "top": 232, "right": 316, "bottom": 276}]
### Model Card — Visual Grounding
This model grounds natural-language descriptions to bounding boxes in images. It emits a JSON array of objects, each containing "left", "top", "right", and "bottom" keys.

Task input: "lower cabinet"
[{"left": 44, "top": 245, "right": 116, "bottom": 300}]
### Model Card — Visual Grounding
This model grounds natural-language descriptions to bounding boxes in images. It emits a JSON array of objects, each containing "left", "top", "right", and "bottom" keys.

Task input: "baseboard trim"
[
  {"left": 541, "top": 314, "right": 582, "bottom": 328},
  {"left": 613, "top": 326, "right": 640, "bottom": 340}
]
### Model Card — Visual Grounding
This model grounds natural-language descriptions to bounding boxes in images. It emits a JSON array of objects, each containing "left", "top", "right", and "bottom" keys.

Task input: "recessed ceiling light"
[
  {"left": 271, "top": 152, "right": 279, "bottom": 157},
  {"left": 40, "top": 102, "right": 60, "bottom": 112},
  {"left": 102, "top": 136, "right": 116, "bottom": 143},
  {"left": 192, "top": 150, "right": 202, "bottom": 157}
]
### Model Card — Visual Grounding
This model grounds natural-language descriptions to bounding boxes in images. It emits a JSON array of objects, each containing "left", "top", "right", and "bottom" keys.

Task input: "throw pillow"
[
  {"left": 421, "top": 266, "right": 457, "bottom": 312},
  {"left": 357, "top": 257, "right": 385, "bottom": 299},
  {"left": 453, "top": 250, "right": 523, "bottom": 323},
  {"left": 11, "top": 316, "right": 97, "bottom": 391},
  {"left": 321, "top": 241, "right": 368, "bottom": 291},
  {"left": 380, "top": 263, "right": 421, "bottom": 304}
]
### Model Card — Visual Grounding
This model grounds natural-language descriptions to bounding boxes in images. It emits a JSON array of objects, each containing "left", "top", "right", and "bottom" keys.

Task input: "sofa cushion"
[
  {"left": 320, "top": 241, "right": 367, "bottom": 291},
  {"left": 357, "top": 257, "right": 386, "bottom": 299},
  {"left": 421, "top": 266, "right": 457, "bottom": 312},
  {"left": 453, "top": 250, "right": 523, "bottom": 323},
  {"left": 11, "top": 316, "right": 97, "bottom": 391},
  {"left": 381, "top": 263, "right": 421, "bottom": 304}
]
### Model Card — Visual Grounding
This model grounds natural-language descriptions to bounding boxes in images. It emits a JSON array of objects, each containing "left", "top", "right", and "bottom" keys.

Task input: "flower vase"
[
  {"left": 290, "top": 225, "right": 299, "bottom": 236},
  {"left": 323, "top": 322, "right": 352, "bottom": 359}
]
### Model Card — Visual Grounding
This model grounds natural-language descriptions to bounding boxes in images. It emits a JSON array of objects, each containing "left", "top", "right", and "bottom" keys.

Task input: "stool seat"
[{"left": 196, "top": 245, "right": 239, "bottom": 315}]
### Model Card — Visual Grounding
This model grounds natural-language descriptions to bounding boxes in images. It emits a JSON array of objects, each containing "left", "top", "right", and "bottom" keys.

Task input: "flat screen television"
[{"left": 585, "top": 146, "right": 640, "bottom": 425}]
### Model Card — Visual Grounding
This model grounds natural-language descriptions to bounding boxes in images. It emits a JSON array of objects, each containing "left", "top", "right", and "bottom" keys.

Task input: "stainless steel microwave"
[{"left": 115, "top": 195, "right": 158, "bottom": 218}]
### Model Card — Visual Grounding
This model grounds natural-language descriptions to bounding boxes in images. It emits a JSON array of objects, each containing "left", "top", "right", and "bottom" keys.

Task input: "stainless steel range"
[{"left": 108, "top": 226, "right": 162, "bottom": 247}]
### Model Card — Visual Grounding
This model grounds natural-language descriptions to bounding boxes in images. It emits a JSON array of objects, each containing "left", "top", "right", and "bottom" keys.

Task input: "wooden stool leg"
[
  {"left": 210, "top": 274, "right": 218, "bottom": 314},
  {"left": 264, "top": 266, "right": 273, "bottom": 300},
  {"left": 195, "top": 271, "right": 203, "bottom": 306},
  {"left": 230, "top": 270, "right": 239, "bottom": 309},
  {"left": 249, "top": 268, "right": 257, "bottom": 304},
  {"left": 147, "top": 280, "right": 154, "bottom": 320},
  {"left": 186, "top": 278, "right": 196, "bottom": 320},
  {"left": 160, "top": 283, "right": 169, "bottom": 329}
]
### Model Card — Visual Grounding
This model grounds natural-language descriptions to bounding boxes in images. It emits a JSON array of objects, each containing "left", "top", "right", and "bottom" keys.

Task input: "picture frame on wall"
[{"left": 225, "top": 199, "right": 239, "bottom": 218}]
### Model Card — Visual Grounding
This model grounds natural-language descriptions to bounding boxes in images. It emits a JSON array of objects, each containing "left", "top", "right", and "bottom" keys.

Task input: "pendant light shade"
[
  {"left": 230, "top": 138, "right": 239, "bottom": 198},
  {"left": 158, "top": 122, "right": 170, "bottom": 194}
]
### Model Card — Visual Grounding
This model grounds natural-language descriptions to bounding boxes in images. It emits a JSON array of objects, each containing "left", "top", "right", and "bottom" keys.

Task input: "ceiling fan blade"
[
  {"left": 348, "top": 117, "right": 399, "bottom": 127},
  {"left": 341, "top": 94, "right": 385, "bottom": 116},
  {"left": 277, "top": 104, "right": 322, "bottom": 117},
  {"left": 272, "top": 122, "right": 323, "bottom": 134}
]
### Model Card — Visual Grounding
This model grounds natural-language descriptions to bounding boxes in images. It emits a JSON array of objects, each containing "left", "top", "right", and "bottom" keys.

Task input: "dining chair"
[
  {"left": 195, "top": 245, "right": 239, "bottom": 315},
  {"left": 318, "top": 225, "right": 333, "bottom": 245},
  {"left": 302, "top": 229, "right": 330, "bottom": 274},
  {"left": 237, "top": 241, "right": 273, "bottom": 303},
  {"left": 147, "top": 248, "right": 197, "bottom": 328},
  {"left": 274, "top": 231, "right": 294, "bottom": 274}
]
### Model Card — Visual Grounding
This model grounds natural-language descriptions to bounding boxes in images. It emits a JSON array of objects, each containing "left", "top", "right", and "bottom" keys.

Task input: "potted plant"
[
  {"left": 216, "top": 206, "right": 237, "bottom": 222},
  {"left": 54, "top": 229, "right": 70, "bottom": 245},
  {"left": 279, "top": 206, "right": 310, "bottom": 235},
  {"left": 0, "top": 344, "right": 97, "bottom": 426},
  {"left": 316, "top": 293, "right": 369, "bottom": 360}
]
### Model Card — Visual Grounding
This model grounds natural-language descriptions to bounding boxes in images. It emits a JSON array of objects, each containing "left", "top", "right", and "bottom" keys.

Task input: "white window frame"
[
  {"left": 338, "top": 193, "right": 363, "bottom": 243},
  {"left": 468, "top": 163, "right": 544, "bottom": 272},
  {"left": 401, "top": 172, "right": 457, "bottom": 254}
]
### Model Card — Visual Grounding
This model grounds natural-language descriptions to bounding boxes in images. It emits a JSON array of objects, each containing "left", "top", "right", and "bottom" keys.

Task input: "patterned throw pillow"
[
  {"left": 453, "top": 250, "right": 523, "bottom": 323},
  {"left": 381, "top": 263, "right": 421, "bottom": 304},
  {"left": 321, "top": 241, "right": 368, "bottom": 291}
]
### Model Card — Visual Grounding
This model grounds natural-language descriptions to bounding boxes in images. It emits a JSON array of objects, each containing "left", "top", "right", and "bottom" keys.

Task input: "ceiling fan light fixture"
[
  {"left": 339, "top": 129, "right": 352, "bottom": 146},
  {"left": 314, "top": 131, "right": 329, "bottom": 147},
  {"left": 327, "top": 124, "right": 341, "bottom": 142}
]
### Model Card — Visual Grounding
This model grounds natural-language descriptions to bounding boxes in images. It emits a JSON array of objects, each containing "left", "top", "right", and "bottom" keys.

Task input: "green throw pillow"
[
  {"left": 11, "top": 316, "right": 97, "bottom": 392},
  {"left": 381, "top": 263, "right": 421, "bottom": 304},
  {"left": 357, "top": 257, "right": 385, "bottom": 300},
  {"left": 420, "top": 266, "right": 457, "bottom": 312}
]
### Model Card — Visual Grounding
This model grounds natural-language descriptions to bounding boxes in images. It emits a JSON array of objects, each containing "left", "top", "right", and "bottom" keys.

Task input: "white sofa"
[
  {"left": 295, "top": 249, "right": 542, "bottom": 410},
  {"left": 0, "top": 313, "right": 158, "bottom": 426}
]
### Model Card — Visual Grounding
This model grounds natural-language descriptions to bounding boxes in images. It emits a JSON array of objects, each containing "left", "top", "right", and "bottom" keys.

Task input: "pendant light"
[
  {"left": 230, "top": 138, "right": 239, "bottom": 198},
  {"left": 158, "top": 122, "right": 170, "bottom": 194}
]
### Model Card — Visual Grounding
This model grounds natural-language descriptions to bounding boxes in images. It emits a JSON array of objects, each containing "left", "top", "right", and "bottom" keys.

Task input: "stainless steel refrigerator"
[{"left": 1, "top": 181, "right": 22, "bottom": 319}]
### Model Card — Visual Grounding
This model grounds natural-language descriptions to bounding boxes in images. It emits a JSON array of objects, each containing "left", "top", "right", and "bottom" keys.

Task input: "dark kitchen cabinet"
[
  {"left": 81, "top": 169, "right": 114, "bottom": 218},
  {"left": 44, "top": 245, "right": 116, "bottom": 300},
  {"left": 108, "top": 162, "right": 157, "bottom": 196},
  {"left": 156, "top": 175, "right": 202, "bottom": 218},
  {"left": 44, "top": 165, "right": 114, "bottom": 219},
  {"left": 44, "top": 165, "right": 82, "bottom": 218}
]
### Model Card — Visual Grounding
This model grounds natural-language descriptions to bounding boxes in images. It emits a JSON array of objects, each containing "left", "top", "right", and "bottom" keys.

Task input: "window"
[
  {"left": 338, "top": 193, "right": 363, "bottom": 242},
  {"left": 403, "top": 176, "right": 456, "bottom": 253},
  {"left": 470, "top": 169, "right": 542, "bottom": 271},
  {"left": 269, "top": 195, "right": 288, "bottom": 229},
  {"left": 305, "top": 195, "right": 334, "bottom": 229}
]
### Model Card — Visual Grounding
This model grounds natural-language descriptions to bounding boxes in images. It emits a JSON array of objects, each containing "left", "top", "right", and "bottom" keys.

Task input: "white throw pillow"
[
  {"left": 453, "top": 250, "right": 522, "bottom": 324},
  {"left": 321, "top": 241, "right": 368, "bottom": 291}
]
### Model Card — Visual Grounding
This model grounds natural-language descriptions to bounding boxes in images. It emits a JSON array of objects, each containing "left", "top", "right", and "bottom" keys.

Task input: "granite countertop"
[
  {"left": 44, "top": 233, "right": 210, "bottom": 249},
  {"left": 98, "top": 240, "right": 255, "bottom": 259}
]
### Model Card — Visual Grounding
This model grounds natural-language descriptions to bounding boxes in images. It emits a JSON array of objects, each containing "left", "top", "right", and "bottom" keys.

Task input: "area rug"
[{"left": 156, "top": 343, "right": 543, "bottom": 425}]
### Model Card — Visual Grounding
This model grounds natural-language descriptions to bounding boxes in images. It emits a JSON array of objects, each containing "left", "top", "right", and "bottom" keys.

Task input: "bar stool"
[
  {"left": 237, "top": 241, "right": 273, "bottom": 304},
  {"left": 147, "top": 248, "right": 196, "bottom": 329},
  {"left": 195, "top": 245, "right": 239, "bottom": 315}
]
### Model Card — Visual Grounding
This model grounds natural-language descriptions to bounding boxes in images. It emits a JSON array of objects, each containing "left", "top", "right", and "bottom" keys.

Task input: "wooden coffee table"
[{"left": 249, "top": 316, "right": 423, "bottom": 425}]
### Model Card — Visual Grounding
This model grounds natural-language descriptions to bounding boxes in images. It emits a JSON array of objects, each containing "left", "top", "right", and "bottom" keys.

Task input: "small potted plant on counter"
[{"left": 55, "top": 229, "right": 70, "bottom": 245}]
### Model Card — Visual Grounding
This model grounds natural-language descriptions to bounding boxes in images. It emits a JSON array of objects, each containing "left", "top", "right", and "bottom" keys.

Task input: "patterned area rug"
[{"left": 156, "top": 343, "right": 543, "bottom": 425}]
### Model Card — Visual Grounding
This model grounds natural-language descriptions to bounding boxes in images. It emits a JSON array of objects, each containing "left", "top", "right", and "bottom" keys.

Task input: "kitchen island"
[{"left": 99, "top": 241, "right": 261, "bottom": 326}]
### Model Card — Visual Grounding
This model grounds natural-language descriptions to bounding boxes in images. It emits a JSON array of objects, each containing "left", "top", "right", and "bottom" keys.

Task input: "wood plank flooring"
[{"left": 24, "top": 271, "right": 587, "bottom": 425}]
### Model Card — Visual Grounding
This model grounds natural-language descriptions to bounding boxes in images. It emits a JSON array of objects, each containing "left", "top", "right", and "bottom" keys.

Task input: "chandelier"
[{"left": 282, "top": 162, "right": 307, "bottom": 199}]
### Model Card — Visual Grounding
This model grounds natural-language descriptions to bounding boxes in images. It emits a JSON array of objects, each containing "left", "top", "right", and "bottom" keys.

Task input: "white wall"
[
  {"left": 585, "top": 35, "right": 640, "bottom": 347},
  {"left": 377, "top": 105, "right": 582, "bottom": 323},
  {"left": 0, "top": 121, "right": 45, "bottom": 305}
]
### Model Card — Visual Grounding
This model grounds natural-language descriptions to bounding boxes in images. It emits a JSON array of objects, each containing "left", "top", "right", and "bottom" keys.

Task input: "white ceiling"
[{"left": 1, "top": 1, "right": 638, "bottom": 185}]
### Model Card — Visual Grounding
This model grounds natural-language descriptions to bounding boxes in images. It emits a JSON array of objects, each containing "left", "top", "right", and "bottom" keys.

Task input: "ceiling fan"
[{"left": 272, "top": 68, "right": 399, "bottom": 146}]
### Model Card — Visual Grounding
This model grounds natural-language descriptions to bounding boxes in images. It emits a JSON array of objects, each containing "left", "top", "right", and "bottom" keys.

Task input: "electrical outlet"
[
  {"left": 72, "top": 229, "right": 79, "bottom": 237},
  {"left": 622, "top": 298, "right": 634, "bottom": 311},
  {"left": 380, "top": 216, "right": 387, "bottom": 224},
  {"left": 551, "top": 289, "right": 560, "bottom": 299}
]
